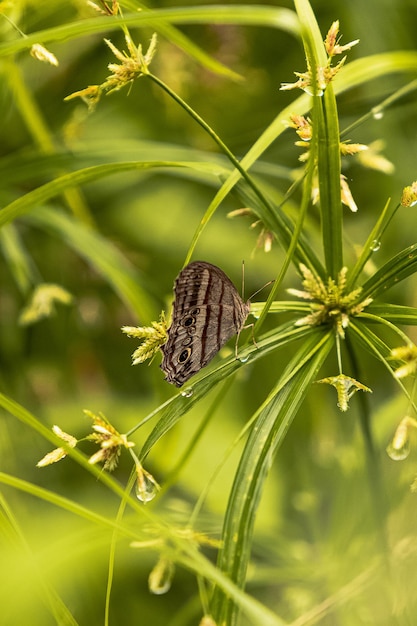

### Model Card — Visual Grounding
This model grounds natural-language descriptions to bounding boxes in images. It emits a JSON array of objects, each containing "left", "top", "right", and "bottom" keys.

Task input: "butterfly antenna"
[
  {"left": 241, "top": 261, "right": 274, "bottom": 301},
  {"left": 248, "top": 279, "right": 275, "bottom": 302}
]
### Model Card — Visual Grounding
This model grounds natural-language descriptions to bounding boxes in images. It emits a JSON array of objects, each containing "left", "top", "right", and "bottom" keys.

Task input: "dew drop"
[
  {"left": 181, "top": 387, "right": 193, "bottom": 398},
  {"left": 372, "top": 110, "right": 384, "bottom": 120},
  {"left": 386, "top": 419, "right": 411, "bottom": 461},
  {"left": 386, "top": 441, "right": 410, "bottom": 461},
  {"left": 304, "top": 86, "right": 324, "bottom": 97},
  {"left": 136, "top": 470, "right": 159, "bottom": 503},
  {"left": 370, "top": 239, "right": 381, "bottom": 252},
  {"left": 238, "top": 354, "right": 250, "bottom": 363},
  {"left": 148, "top": 558, "right": 175, "bottom": 595}
]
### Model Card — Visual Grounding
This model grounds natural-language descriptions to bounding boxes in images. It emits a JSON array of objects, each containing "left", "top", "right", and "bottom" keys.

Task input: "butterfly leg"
[{"left": 234, "top": 322, "right": 258, "bottom": 360}]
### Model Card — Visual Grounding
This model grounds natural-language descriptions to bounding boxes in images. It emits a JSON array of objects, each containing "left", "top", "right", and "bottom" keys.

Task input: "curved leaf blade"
[{"left": 210, "top": 329, "right": 333, "bottom": 625}]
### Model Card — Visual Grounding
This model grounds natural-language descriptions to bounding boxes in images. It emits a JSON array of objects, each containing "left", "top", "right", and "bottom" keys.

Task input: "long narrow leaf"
[
  {"left": 139, "top": 323, "right": 312, "bottom": 458},
  {"left": 360, "top": 243, "right": 417, "bottom": 299},
  {"left": 0, "top": 161, "right": 226, "bottom": 229},
  {"left": 0, "top": 6, "right": 299, "bottom": 57},
  {"left": 295, "top": 0, "right": 343, "bottom": 276},
  {"left": 211, "top": 329, "right": 333, "bottom": 625},
  {"left": 361, "top": 303, "right": 417, "bottom": 326},
  {"left": 25, "top": 206, "right": 156, "bottom": 321}
]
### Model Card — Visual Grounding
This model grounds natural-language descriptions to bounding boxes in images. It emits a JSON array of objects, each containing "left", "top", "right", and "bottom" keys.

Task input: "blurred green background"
[{"left": 1, "top": 1, "right": 417, "bottom": 625}]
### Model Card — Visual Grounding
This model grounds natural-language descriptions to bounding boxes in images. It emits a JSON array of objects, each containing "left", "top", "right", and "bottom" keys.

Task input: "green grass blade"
[
  {"left": 295, "top": 0, "right": 343, "bottom": 276},
  {"left": 210, "top": 329, "right": 333, "bottom": 625},
  {"left": 363, "top": 303, "right": 417, "bottom": 325},
  {"left": 0, "top": 224, "right": 37, "bottom": 294},
  {"left": 360, "top": 243, "right": 417, "bottom": 300},
  {"left": 347, "top": 199, "right": 396, "bottom": 289},
  {"left": 334, "top": 51, "right": 417, "bottom": 94},
  {"left": 139, "top": 323, "right": 311, "bottom": 458},
  {"left": 0, "top": 6, "right": 300, "bottom": 57},
  {"left": 25, "top": 206, "right": 156, "bottom": 321},
  {"left": 0, "top": 492, "right": 79, "bottom": 626},
  {"left": 0, "top": 161, "right": 226, "bottom": 229},
  {"left": 349, "top": 320, "right": 415, "bottom": 412}
]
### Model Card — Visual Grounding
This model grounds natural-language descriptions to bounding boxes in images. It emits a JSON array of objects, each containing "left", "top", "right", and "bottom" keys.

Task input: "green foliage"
[{"left": 1, "top": 1, "right": 417, "bottom": 625}]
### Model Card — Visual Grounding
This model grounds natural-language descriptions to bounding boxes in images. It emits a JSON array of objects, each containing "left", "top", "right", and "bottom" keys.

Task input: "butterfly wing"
[{"left": 161, "top": 262, "right": 250, "bottom": 387}]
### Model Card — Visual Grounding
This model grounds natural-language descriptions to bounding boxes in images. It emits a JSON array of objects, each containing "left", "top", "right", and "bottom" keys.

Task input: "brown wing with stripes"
[{"left": 160, "top": 262, "right": 250, "bottom": 387}]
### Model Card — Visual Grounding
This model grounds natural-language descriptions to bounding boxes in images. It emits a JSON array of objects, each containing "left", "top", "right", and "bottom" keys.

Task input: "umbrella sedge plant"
[{"left": 1, "top": 1, "right": 417, "bottom": 625}]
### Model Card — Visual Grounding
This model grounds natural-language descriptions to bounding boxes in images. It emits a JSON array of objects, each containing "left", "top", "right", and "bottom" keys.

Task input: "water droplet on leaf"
[
  {"left": 386, "top": 441, "right": 410, "bottom": 461},
  {"left": 136, "top": 469, "right": 159, "bottom": 503},
  {"left": 181, "top": 387, "right": 193, "bottom": 398},
  {"left": 148, "top": 558, "right": 175, "bottom": 595},
  {"left": 370, "top": 240, "right": 381, "bottom": 252}
]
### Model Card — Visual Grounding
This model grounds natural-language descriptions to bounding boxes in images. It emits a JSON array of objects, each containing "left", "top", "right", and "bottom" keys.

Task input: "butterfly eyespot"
[
  {"left": 182, "top": 337, "right": 192, "bottom": 346},
  {"left": 178, "top": 348, "right": 191, "bottom": 363},
  {"left": 182, "top": 315, "right": 196, "bottom": 327}
]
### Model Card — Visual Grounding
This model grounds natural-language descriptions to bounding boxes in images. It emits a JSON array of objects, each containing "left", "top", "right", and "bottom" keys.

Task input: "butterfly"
[{"left": 160, "top": 261, "right": 250, "bottom": 387}]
